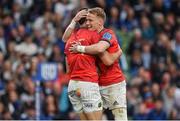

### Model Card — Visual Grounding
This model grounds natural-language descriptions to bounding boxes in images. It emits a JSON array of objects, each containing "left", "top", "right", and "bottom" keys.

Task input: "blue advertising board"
[{"left": 35, "top": 63, "right": 58, "bottom": 82}]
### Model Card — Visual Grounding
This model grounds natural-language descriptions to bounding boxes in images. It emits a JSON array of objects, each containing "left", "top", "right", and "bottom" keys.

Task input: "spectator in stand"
[
  {"left": 133, "top": 103, "right": 148, "bottom": 120},
  {"left": 140, "top": 16, "right": 155, "bottom": 43},
  {"left": 147, "top": 99, "right": 167, "bottom": 120},
  {"left": 0, "top": 0, "right": 179, "bottom": 120}
]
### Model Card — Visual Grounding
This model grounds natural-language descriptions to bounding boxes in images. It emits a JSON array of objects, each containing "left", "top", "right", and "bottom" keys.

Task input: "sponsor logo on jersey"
[
  {"left": 84, "top": 103, "right": 93, "bottom": 108},
  {"left": 102, "top": 32, "right": 112, "bottom": 41}
]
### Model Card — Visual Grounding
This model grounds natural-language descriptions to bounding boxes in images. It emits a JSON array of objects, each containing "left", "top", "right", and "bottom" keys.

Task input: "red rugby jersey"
[
  {"left": 64, "top": 28, "right": 99, "bottom": 83},
  {"left": 97, "top": 28, "right": 125, "bottom": 86}
]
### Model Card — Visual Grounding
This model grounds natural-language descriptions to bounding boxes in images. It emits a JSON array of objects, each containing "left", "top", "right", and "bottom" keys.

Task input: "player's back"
[
  {"left": 65, "top": 28, "right": 99, "bottom": 83},
  {"left": 98, "top": 28, "right": 125, "bottom": 86}
]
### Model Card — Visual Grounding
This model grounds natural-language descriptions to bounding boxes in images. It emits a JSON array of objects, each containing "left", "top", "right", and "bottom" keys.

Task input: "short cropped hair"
[{"left": 88, "top": 7, "right": 106, "bottom": 22}]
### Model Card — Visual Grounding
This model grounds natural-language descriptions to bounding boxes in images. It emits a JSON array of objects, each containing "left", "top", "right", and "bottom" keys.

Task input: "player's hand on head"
[{"left": 73, "top": 10, "right": 88, "bottom": 22}]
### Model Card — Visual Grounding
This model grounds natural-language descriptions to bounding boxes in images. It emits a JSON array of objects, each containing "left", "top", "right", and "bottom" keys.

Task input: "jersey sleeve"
[
  {"left": 101, "top": 30, "right": 119, "bottom": 53},
  {"left": 100, "top": 30, "right": 115, "bottom": 46}
]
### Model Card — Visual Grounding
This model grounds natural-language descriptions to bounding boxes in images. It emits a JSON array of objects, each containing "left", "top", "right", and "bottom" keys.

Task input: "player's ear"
[{"left": 99, "top": 19, "right": 104, "bottom": 25}]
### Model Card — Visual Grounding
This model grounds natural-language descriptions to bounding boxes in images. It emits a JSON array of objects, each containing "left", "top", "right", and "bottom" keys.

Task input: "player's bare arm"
[
  {"left": 69, "top": 40, "right": 110, "bottom": 54},
  {"left": 62, "top": 10, "right": 88, "bottom": 43},
  {"left": 99, "top": 47, "right": 122, "bottom": 66},
  {"left": 69, "top": 41, "right": 122, "bottom": 66}
]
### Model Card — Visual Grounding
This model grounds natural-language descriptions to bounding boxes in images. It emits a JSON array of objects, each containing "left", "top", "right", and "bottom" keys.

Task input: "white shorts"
[
  {"left": 100, "top": 80, "right": 127, "bottom": 110},
  {"left": 68, "top": 80, "right": 103, "bottom": 113}
]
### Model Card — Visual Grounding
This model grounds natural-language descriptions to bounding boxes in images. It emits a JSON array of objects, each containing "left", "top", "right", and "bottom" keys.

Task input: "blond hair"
[{"left": 88, "top": 7, "right": 106, "bottom": 22}]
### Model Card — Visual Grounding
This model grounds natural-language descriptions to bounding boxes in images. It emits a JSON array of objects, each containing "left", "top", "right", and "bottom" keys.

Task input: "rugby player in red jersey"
[
  {"left": 63, "top": 9, "right": 121, "bottom": 120},
  {"left": 69, "top": 7, "right": 128, "bottom": 120},
  {"left": 63, "top": 9, "right": 102, "bottom": 120}
]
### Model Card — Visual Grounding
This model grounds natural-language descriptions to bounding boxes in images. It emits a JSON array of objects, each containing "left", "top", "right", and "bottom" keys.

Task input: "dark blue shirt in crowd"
[
  {"left": 133, "top": 113, "right": 148, "bottom": 120},
  {"left": 147, "top": 109, "right": 167, "bottom": 120}
]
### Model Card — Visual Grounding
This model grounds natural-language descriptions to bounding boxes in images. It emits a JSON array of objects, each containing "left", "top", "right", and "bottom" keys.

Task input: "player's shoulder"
[
  {"left": 100, "top": 28, "right": 115, "bottom": 41},
  {"left": 102, "top": 28, "right": 114, "bottom": 34},
  {"left": 100, "top": 28, "right": 115, "bottom": 37}
]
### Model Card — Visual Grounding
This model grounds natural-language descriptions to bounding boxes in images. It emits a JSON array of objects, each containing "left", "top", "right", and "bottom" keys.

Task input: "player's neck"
[{"left": 97, "top": 26, "right": 104, "bottom": 33}]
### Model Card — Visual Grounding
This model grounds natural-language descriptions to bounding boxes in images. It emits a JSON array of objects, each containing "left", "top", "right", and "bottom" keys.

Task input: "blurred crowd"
[{"left": 0, "top": 0, "right": 179, "bottom": 120}]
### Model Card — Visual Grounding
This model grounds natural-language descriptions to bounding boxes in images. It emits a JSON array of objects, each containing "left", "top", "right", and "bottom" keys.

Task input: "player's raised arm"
[
  {"left": 62, "top": 20, "right": 76, "bottom": 43},
  {"left": 62, "top": 10, "right": 88, "bottom": 43}
]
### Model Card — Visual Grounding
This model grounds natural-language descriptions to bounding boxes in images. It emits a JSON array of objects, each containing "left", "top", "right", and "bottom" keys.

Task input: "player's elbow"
[
  {"left": 94, "top": 42, "right": 109, "bottom": 53},
  {"left": 119, "top": 49, "right": 123, "bottom": 56},
  {"left": 116, "top": 49, "right": 123, "bottom": 59}
]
